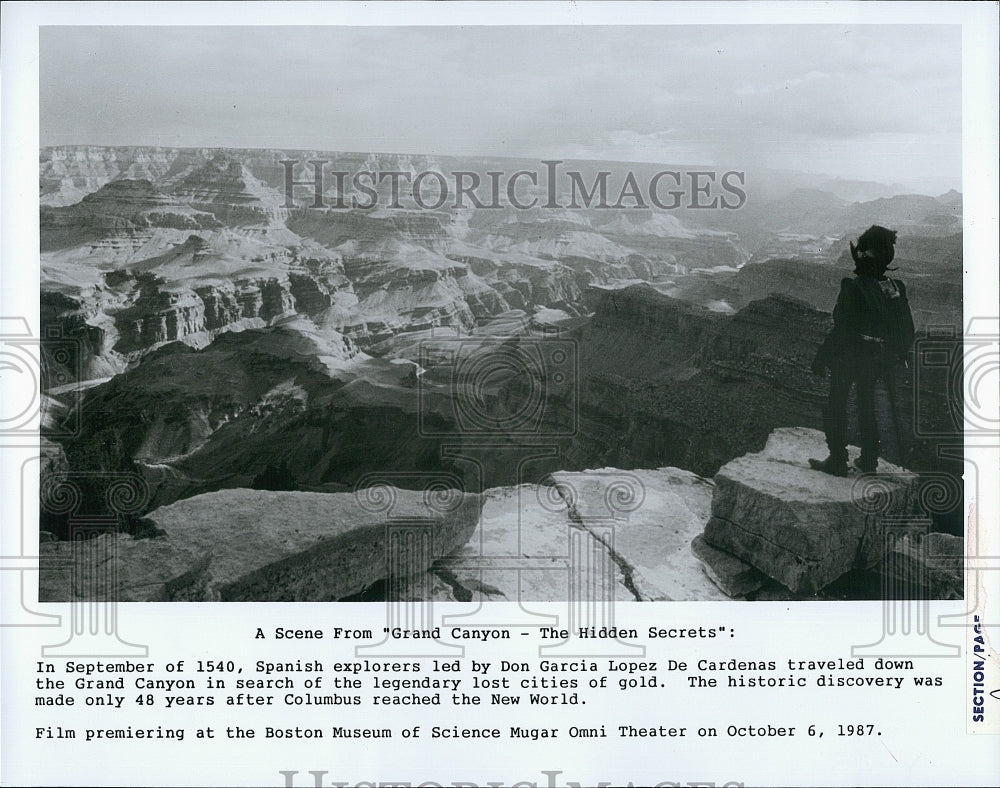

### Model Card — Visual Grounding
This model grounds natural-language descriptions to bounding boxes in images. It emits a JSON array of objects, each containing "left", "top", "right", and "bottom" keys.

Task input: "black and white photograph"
[
  {"left": 33, "top": 22, "right": 971, "bottom": 604},
  {"left": 3, "top": 3, "right": 998, "bottom": 787}
]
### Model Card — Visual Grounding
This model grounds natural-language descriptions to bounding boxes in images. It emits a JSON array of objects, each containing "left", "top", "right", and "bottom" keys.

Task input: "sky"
[{"left": 40, "top": 25, "right": 963, "bottom": 192}]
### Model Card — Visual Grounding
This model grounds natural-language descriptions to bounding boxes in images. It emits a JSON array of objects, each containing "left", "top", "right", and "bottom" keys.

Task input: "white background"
[{"left": 2, "top": 3, "right": 998, "bottom": 787}]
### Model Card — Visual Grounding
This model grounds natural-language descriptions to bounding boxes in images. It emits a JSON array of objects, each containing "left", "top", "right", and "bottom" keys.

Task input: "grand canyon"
[{"left": 38, "top": 146, "right": 965, "bottom": 602}]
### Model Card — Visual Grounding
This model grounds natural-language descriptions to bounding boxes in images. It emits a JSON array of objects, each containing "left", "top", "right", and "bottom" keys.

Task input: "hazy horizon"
[{"left": 40, "top": 25, "right": 962, "bottom": 194}]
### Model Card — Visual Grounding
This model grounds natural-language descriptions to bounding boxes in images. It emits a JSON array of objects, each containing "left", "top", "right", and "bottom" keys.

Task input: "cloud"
[{"left": 40, "top": 24, "right": 962, "bottom": 189}]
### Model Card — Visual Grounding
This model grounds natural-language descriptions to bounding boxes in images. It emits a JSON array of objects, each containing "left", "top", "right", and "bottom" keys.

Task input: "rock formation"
[
  {"left": 881, "top": 530, "right": 963, "bottom": 600},
  {"left": 39, "top": 534, "right": 210, "bottom": 602},
  {"left": 37, "top": 147, "right": 965, "bottom": 603},
  {"left": 38, "top": 469, "right": 730, "bottom": 603},
  {"left": 421, "top": 468, "right": 727, "bottom": 603},
  {"left": 41, "top": 147, "right": 752, "bottom": 384},
  {"left": 41, "top": 486, "right": 481, "bottom": 601},
  {"left": 45, "top": 278, "right": 961, "bottom": 532},
  {"left": 38, "top": 434, "right": 962, "bottom": 603},
  {"left": 695, "top": 427, "right": 924, "bottom": 596}
]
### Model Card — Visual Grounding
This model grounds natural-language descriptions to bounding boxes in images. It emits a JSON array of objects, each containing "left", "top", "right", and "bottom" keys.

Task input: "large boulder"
[
  {"left": 39, "top": 534, "right": 209, "bottom": 602},
  {"left": 703, "top": 427, "right": 920, "bottom": 595},
  {"left": 143, "top": 488, "right": 482, "bottom": 601},
  {"left": 38, "top": 487, "right": 481, "bottom": 602}
]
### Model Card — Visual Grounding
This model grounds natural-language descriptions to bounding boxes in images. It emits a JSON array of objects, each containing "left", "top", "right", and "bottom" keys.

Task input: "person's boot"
[{"left": 808, "top": 454, "right": 849, "bottom": 477}]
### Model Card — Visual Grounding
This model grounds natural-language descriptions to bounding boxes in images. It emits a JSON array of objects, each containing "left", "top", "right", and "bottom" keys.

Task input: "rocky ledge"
[
  {"left": 38, "top": 428, "right": 963, "bottom": 602},
  {"left": 693, "top": 427, "right": 961, "bottom": 598},
  {"left": 420, "top": 467, "right": 727, "bottom": 603},
  {"left": 41, "top": 487, "right": 481, "bottom": 601},
  {"left": 38, "top": 468, "right": 727, "bottom": 603}
]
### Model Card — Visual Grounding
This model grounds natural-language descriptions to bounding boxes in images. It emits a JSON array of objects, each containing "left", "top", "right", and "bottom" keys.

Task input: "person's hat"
[{"left": 850, "top": 225, "right": 897, "bottom": 275}]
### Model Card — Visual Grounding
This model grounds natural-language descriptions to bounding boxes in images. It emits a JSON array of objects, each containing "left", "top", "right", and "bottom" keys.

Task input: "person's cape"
[{"left": 812, "top": 275, "right": 915, "bottom": 373}]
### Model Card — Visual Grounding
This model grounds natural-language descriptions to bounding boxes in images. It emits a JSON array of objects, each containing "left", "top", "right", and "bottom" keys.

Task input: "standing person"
[{"left": 809, "top": 225, "right": 915, "bottom": 476}]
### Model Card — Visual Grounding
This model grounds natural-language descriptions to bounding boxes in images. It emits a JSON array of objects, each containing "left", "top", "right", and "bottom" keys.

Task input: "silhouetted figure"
[{"left": 809, "top": 225, "right": 915, "bottom": 476}]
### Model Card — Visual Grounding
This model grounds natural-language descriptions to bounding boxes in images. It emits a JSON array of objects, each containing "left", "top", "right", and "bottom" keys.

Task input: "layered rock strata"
[{"left": 699, "top": 427, "right": 920, "bottom": 595}]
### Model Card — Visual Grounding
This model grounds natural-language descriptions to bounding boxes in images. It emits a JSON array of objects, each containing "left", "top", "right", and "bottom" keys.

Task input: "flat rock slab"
[
  {"left": 425, "top": 483, "right": 634, "bottom": 603},
  {"left": 551, "top": 467, "right": 728, "bottom": 601},
  {"left": 703, "top": 427, "right": 919, "bottom": 595},
  {"left": 39, "top": 534, "right": 209, "bottom": 602},
  {"left": 147, "top": 487, "right": 481, "bottom": 600}
]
